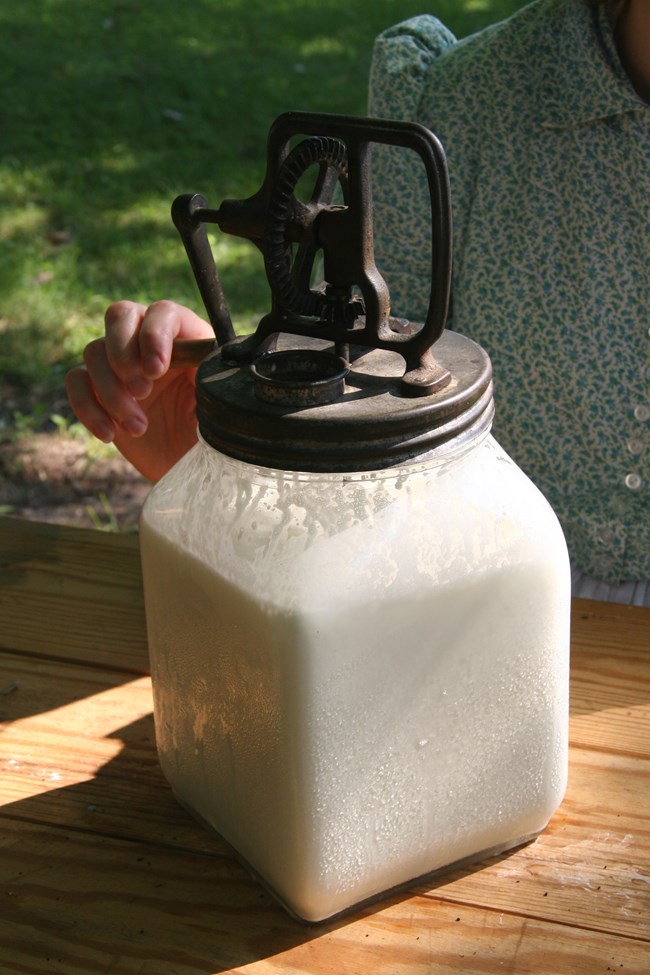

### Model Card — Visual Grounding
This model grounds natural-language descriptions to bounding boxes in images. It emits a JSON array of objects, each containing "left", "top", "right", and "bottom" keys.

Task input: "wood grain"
[
  {"left": 1, "top": 820, "right": 648, "bottom": 975},
  {"left": 1, "top": 515, "right": 649, "bottom": 973},
  {"left": 0, "top": 516, "right": 147, "bottom": 671},
  {"left": 2, "top": 631, "right": 648, "bottom": 946},
  {"left": 0, "top": 650, "right": 225, "bottom": 855}
]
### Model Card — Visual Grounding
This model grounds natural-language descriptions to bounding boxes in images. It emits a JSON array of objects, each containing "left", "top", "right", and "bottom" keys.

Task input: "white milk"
[{"left": 140, "top": 432, "right": 570, "bottom": 922}]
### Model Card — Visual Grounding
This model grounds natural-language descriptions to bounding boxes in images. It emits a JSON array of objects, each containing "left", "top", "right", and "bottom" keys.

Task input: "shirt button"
[
  {"left": 634, "top": 404, "right": 650, "bottom": 422},
  {"left": 624, "top": 472, "right": 643, "bottom": 491},
  {"left": 627, "top": 437, "right": 645, "bottom": 455}
]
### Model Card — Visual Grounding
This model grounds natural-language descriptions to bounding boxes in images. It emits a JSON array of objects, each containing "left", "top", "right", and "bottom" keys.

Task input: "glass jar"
[{"left": 140, "top": 411, "right": 570, "bottom": 922}]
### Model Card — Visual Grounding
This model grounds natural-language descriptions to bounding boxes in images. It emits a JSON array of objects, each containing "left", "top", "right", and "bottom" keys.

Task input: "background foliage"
[{"left": 0, "top": 0, "right": 528, "bottom": 393}]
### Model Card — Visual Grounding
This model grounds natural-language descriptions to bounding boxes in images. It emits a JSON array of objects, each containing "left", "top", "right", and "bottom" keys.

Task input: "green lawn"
[{"left": 0, "top": 0, "right": 528, "bottom": 390}]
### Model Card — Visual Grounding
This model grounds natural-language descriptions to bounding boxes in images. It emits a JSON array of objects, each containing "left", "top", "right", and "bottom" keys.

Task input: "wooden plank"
[
  {"left": 5, "top": 738, "right": 645, "bottom": 941},
  {"left": 0, "top": 820, "right": 647, "bottom": 975},
  {"left": 414, "top": 750, "right": 650, "bottom": 942},
  {"left": 569, "top": 660, "right": 650, "bottom": 758},
  {"left": 2, "top": 652, "right": 649, "bottom": 942},
  {"left": 570, "top": 696, "right": 650, "bottom": 757},
  {"left": 569, "top": 599, "right": 650, "bottom": 757},
  {"left": 571, "top": 597, "right": 650, "bottom": 656},
  {"left": 0, "top": 516, "right": 148, "bottom": 672},
  {"left": 0, "top": 651, "right": 226, "bottom": 855}
]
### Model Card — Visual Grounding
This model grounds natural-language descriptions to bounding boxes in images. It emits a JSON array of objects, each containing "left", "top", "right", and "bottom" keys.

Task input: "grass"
[{"left": 0, "top": 0, "right": 529, "bottom": 394}]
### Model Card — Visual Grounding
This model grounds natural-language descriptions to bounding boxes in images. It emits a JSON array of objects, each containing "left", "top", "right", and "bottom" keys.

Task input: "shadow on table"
[
  {"left": 0, "top": 707, "right": 532, "bottom": 973},
  {"left": 3, "top": 591, "right": 647, "bottom": 970}
]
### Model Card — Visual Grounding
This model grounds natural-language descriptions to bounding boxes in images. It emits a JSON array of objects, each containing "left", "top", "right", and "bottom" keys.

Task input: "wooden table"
[{"left": 1, "top": 514, "right": 649, "bottom": 974}]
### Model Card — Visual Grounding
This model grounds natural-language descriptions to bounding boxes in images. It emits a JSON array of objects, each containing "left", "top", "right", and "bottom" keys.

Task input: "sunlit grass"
[{"left": 0, "top": 0, "right": 529, "bottom": 393}]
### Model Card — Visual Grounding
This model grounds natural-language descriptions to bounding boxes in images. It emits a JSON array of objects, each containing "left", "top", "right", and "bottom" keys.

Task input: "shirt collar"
[{"left": 539, "top": 0, "right": 643, "bottom": 128}]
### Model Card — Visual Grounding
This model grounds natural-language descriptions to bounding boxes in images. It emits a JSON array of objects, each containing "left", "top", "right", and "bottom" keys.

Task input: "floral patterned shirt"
[{"left": 368, "top": 0, "right": 649, "bottom": 584}]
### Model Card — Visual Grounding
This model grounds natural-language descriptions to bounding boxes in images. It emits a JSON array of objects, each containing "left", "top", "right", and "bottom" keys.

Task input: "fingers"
[
  {"left": 64, "top": 362, "right": 117, "bottom": 444},
  {"left": 104, "top": 300, "right": 214, "bottom": 393},
  {"left": 65, "top": 339, "right": 150, "bottom": 442},
  {"left": 66, "top": 299, "right": 214, "bottom": 447},
  {"left": 102, "top": 300, "right": 153, "bottom": 399},
  {"left": 85, "top": 337, "right": 150, "bottom": 434}
]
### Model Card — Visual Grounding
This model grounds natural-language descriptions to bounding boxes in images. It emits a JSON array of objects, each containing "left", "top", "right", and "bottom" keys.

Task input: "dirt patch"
[
  {"left": 1, "top": 431, "right": 150, "bottom": 530},
  {"left": 0, "top": 382, "right": 150, "bottom": 531}
]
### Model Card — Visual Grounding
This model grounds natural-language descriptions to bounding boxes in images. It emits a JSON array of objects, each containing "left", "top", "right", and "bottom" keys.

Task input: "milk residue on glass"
[{"left": 140, "top": 431, "right": 570, "bottom": 922}]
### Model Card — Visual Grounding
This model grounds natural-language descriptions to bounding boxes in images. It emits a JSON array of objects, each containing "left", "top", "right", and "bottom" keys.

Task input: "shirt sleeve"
[
  {"left": 368, "top": 17, "right": 458, "bottom": 321},
  {"left": 368, "top": 16, "right": 457, "bottom": 120}
]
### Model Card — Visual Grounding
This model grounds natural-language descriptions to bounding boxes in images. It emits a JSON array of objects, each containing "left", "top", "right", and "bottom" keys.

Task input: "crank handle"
[{"left": 169, "top": 338, "right": 217, "bottom": 368}]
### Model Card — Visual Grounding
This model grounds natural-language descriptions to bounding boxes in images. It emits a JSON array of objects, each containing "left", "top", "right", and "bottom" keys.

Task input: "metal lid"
[{"left": 196, "top": 330, "right": 493, "bottom": 472}]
